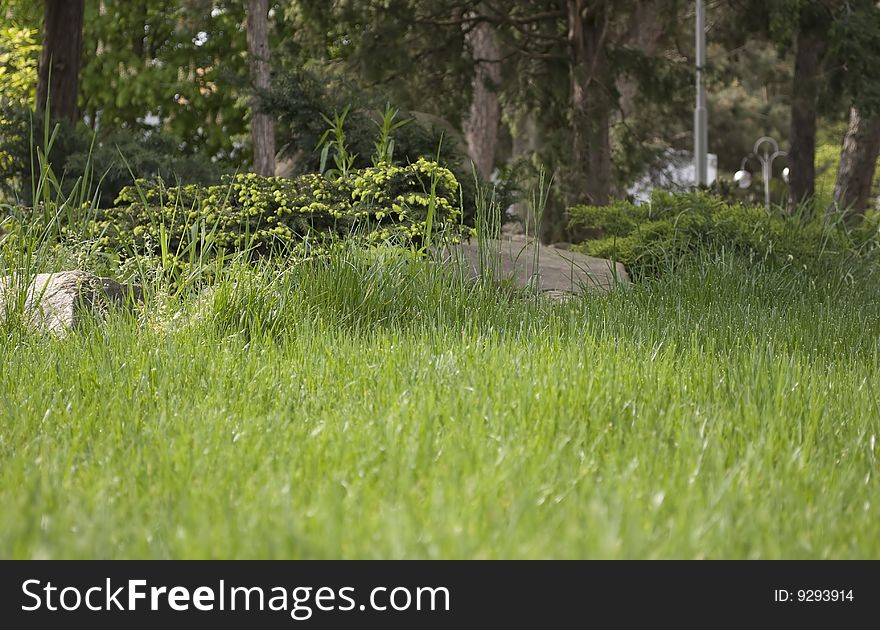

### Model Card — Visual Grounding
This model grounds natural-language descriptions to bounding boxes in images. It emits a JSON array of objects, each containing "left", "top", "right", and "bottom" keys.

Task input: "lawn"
[{"left": 1, "top": 252, "right": 878, "bottom": 558}]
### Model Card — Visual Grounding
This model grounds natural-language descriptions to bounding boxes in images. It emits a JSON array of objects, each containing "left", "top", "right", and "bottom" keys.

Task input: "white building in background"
[{"left": 627, "top": 149, "right": 718, "bottom": 205}]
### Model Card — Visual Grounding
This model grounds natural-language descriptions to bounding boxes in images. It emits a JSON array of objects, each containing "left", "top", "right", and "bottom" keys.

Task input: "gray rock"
[
  {"left": 501, "top": 221, "right": 525, "bottom": 236},
  {"left": 435, "top": 234, "right": 629, "bottom": 295},
  {"left": 0, "top": 271, "right": 143, "bottom": 336}
]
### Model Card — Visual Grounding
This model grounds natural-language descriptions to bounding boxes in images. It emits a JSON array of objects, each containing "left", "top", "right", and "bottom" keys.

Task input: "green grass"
[{"left": 1, "top": 249, "right": 878, "bottom": 559}]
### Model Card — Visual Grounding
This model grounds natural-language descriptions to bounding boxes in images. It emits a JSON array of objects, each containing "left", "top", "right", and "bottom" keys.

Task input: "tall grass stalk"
[
  {"left": 2, "top": 105, "right": 104, "bottom": 335},
  {"left": 317, "top": 106, "right": 357, "bottom": 181},
  {"left": 473, "top": 167, "right": 502, "bottom": 285},
  {"left": 371, "top": 103, "right": 412, "bottom": 166},
  {"left": 527, "top": 167, "right": 551, "bottom": 298}
]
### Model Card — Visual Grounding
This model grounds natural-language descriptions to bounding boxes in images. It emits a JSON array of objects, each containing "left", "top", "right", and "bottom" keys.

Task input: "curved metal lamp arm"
[
  {"left": 740, "top": 153, "right": 756, "bottom": 171},
  {"left": 769, "top": 150, "right": 787, "bottom": 167},
  {"left": 754, "top": 136, "right": 780, "bottom": 155}
]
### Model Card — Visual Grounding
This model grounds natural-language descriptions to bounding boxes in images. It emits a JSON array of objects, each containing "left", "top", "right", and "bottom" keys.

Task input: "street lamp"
[
  {"left": 734, "top": 136, "right": 788, "bottom": 209},
  {"left": 694, "top": 0, "right": 708, "bottom": 186}
]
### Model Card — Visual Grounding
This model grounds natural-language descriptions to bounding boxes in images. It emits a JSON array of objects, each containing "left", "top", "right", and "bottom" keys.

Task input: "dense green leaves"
[
  {"left": 79, "top": 0, "right": 251, "bottom": 162},
  {"left": 2, "top": 0, "right": 879, "bottom": 235},
  {"left": 0, "top": 22, "right": 39, "bottom": 186},
  {"left": 81, "top": 159, "right": 464, "bottom": 276},
  {"left": 569, "top": 191, "right": 879, "bottom": 279},
  {"left": 826, "top": 1, "right": 880, "bottom": 114},
  {"left": 0, "top": 23, "right": 38, "bottom": 106}
]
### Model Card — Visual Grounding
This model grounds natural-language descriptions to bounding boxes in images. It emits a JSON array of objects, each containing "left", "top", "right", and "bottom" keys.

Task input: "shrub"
[
  {"left": 65, "top": 128, "right": 225, "bottom": 206},
  {"left": 261, "top": 69, "right": 516, "bottom": 225},
  {"left": 263, "top": 69, "right": 460, "bottom": 176},
  {"left": 0, "top": 101, "right": 31, "bottom": 201},
  {"left": 0, "top": 24, "right": 39, "bottom": 199},
  {"left": 67, "top": 158, "right": 464, "bottom": 278},
  {"left": 568, "top": 191, "right": 878, "bottom": 280},
  {"left": 0, "top": 104, "right": 224, "bottom": 205}
]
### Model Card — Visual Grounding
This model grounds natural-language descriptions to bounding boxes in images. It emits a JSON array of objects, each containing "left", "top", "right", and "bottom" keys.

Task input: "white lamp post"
[
  {"left": 694, "top": 0, "right": 708, "bottom": 186},
  {"left": 734, "top": 136, "right": 788, "bottom": 209}
]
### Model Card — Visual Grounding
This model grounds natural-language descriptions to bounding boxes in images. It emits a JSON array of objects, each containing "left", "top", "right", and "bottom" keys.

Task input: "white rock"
[{"left": 0, "top": 271, "right": 143, "bottom": 336}]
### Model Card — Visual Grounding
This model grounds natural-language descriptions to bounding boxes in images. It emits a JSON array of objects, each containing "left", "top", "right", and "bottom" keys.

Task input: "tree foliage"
[
  {"left": 79, "top": 0, "right": 251, "bottom": 162},
  {"left": 2, "top": 0, "right": 880, "bottom": 230}
]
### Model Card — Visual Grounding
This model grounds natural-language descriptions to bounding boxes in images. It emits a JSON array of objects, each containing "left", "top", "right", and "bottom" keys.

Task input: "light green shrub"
[{"left": 3, "top": 159, "right": 464, "bottom": 281}]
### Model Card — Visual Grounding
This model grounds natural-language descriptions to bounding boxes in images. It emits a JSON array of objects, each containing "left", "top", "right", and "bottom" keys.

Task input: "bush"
[
  {"left": 568, "top": 191, "right": 879, "bottom": 280},
  {"left": 0, "top": 104, "right": 223, "bottom": 205},
  {"left": 0, "top": 101, "right": 31, "bottom": 201},
  {"left": 261, "top": 69, "right": 515, "bottom": 225},
  {"left": 263, "top": 70, "right": 452, "bottom": 174},
  {"left": 65, "top": 128, "right": 225, "bottom": 206},
  {"left": 65, "top": 158, "right": 464, "bottom": 278}
]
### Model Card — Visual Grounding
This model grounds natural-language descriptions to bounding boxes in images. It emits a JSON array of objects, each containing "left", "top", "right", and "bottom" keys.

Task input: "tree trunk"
[
  {"left": 247, "top": 0, "right": 275, "bottom": 177},
  {"left": 568, "top": 0, "right": 611, "bottom": 207},
  {"left": 829, "top": 107, "right": 880, "bottom": 220},
  {"left": 787, "top": 11, "right": 825, "bottom": 208},
  {"left": 463, "top": 20, "right": 502, "bottom": 180},
  {"left": 36, "top": 0, "right": 85, "bottom": 123}
]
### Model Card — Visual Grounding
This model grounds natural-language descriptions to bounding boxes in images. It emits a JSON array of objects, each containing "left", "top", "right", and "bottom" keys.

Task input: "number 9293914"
[{"left": 774, "top": 589, "right": 854, "bottom": 603}]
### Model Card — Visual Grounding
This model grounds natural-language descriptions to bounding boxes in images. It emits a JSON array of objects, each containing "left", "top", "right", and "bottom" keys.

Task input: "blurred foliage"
[
  {"left": 824, "top": 0, "right": 880, "bottom": 115},
  {"left": 0, "top": 23, "right": 38, "bottom": 106},
  {"left": 280, "top": 1, "right": 473, "bottom": 130},
  {"left": 0, "top": 0, "right": 878, "bottom": 239},
  {"left": 568, "top": 191, "right": 879, "bottom": 280},
  {"left": 0, "top": 103, "right": 224, "bottom": 205},
  {"left": 704, "top": 42, "right": 792, "bottom": 174},
  {"left": 0, "top": 102, "right": 29, "bottom": 201},
  {"left": 79, "top": 0, "right": 252, "bottom": 164},
  {"left": 264, "top": 68, "right": 463, "bottom": 176},
  {"left": 0, "top": 22, "right": 39, "bottom": 188},
  {"left": 814, "top": 130, "right": 880, "bottom": 214},
  {"left": 261, "top": 66, "right": 514, "bottom": 224}
]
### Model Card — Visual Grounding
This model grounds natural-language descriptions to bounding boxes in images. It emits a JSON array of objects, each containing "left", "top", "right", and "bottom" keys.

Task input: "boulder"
[
  {"left": 0, "top": 271, "right": 143, "bottom": 336},
  {"left": 435, "top": 234, "right": 629, "bottom": 296}
]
